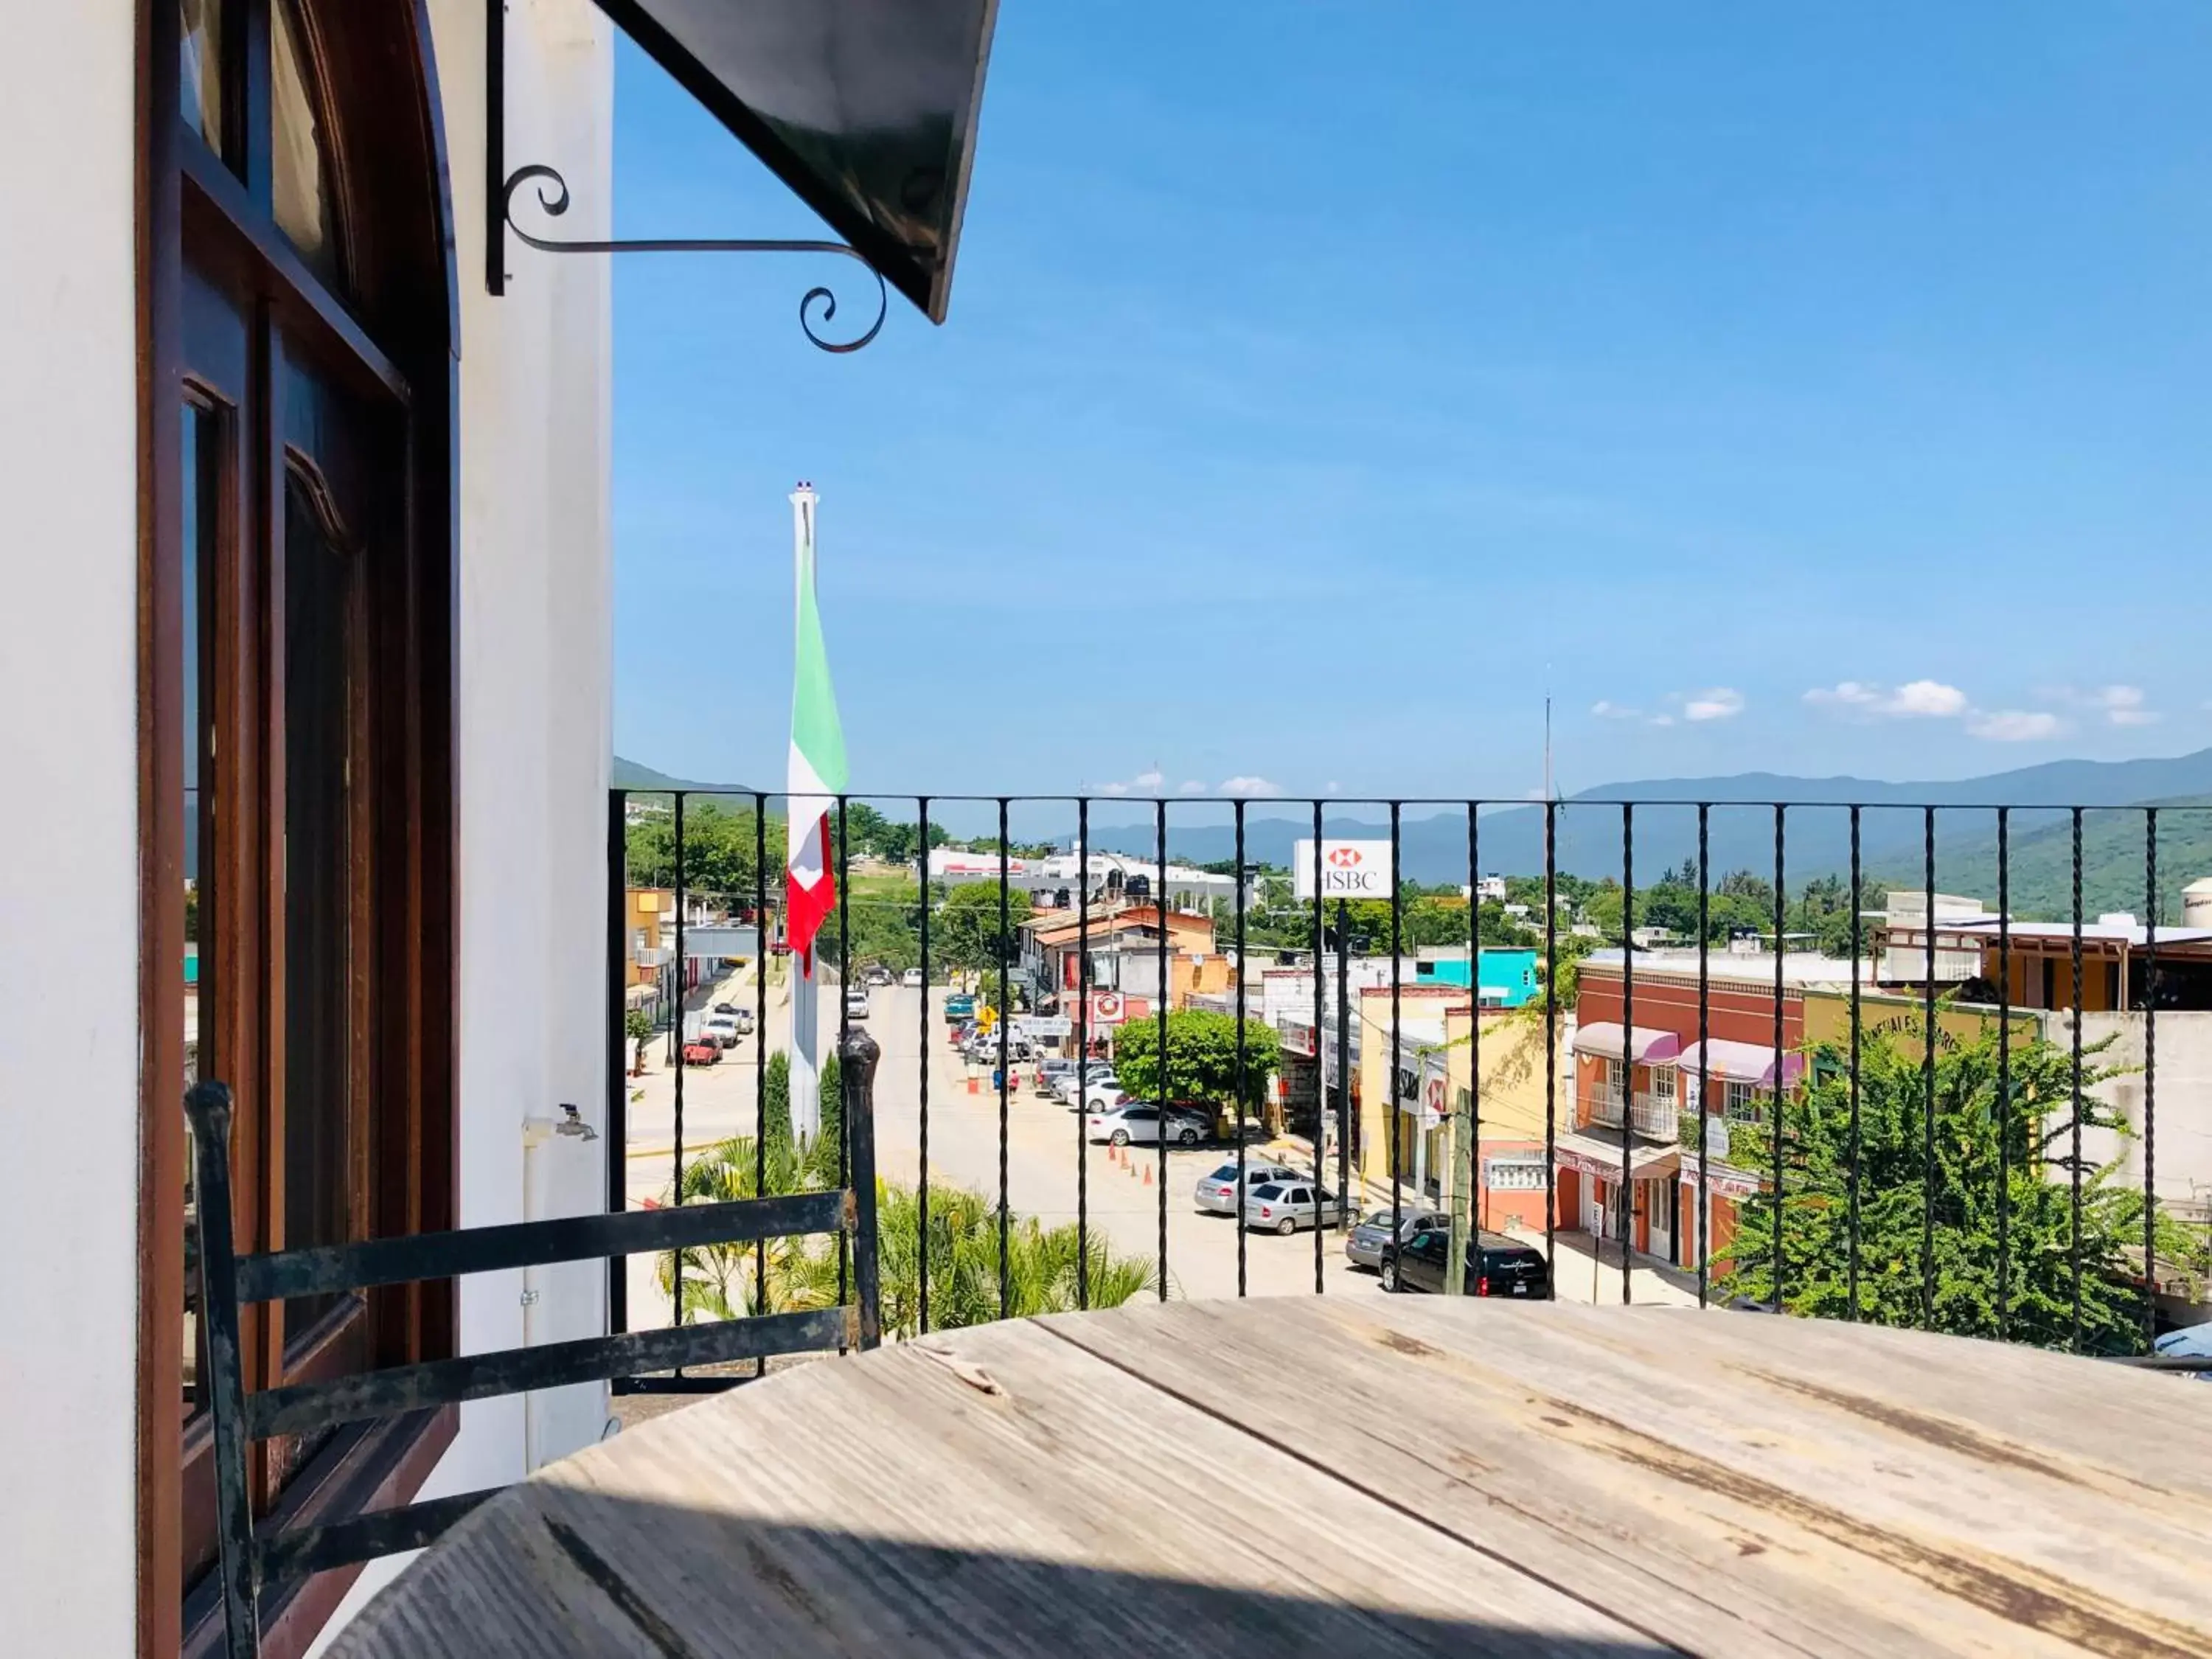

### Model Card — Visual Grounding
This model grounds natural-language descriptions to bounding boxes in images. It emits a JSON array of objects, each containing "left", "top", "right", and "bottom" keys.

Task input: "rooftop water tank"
[{"left": 2184, "top": 877, "right": 2212, "bottom": 930}]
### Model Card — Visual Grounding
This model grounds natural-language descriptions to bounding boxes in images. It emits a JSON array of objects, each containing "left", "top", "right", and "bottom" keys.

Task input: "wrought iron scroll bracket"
[
  {"left": 482, "top": 5, "right": 886, "bottom": 353},
  {"left": 495, "top": 166, "right": 888, "bottom": 353}
]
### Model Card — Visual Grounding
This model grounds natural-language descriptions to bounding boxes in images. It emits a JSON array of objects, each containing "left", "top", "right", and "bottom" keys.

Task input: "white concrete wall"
[
  {"left": 2059, "top": 1011, "right": 2212, "bottom": 1214},
  {"left": 0, "top": 4, "right": 142, "bottom": 1652},
  {"left": 310, "top": 0, "right": 615, "bottom": 1642}
]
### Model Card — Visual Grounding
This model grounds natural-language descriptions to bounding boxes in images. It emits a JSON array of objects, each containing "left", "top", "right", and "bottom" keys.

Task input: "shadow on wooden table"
[{"left": 328, "top": 1495, "right": 1672, "bottom": 1658}]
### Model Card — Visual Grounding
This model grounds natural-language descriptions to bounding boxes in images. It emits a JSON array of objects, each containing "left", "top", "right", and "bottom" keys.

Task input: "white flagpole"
[{"left": 789, "top": 483, "right": 821, "bottom": 1146}]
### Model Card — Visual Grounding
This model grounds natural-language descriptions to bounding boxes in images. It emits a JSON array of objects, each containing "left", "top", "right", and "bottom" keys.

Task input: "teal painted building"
[{"left": 1411, "top": 947, "right": 1540, "bottom": 1009}]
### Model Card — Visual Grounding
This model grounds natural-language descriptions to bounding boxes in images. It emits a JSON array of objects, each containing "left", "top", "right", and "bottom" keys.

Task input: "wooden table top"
[{"left": 330, "top": 1298, "right": 2212, "bottom": 1658}]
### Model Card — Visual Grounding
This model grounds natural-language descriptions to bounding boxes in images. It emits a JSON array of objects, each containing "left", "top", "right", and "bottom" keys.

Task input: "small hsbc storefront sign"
[
  {"left": 1292, "top": 839, "right": 1394, "bottom": 900},
  {"left": 1086, "top": 992, "right": 1151, "bottom": 1027}
]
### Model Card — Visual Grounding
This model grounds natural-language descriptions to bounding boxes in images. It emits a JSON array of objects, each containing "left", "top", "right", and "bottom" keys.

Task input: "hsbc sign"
[{"left": 1292, "top": 838, "right": 1394, "bottom": 900}]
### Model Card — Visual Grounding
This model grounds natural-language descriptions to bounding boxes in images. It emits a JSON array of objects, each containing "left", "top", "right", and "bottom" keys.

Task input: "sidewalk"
[{"left": 1531, "top": 1228, "right": 1703, "bottom": 1308}]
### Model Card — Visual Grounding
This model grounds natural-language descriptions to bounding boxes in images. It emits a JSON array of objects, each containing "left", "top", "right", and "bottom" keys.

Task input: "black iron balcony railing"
[{"left": 608, "top": 787, "right": 2212, "bottom": 1368}]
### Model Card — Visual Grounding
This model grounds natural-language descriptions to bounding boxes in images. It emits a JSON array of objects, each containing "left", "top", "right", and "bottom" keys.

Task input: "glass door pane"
[
  {"left": 281, "top": 469, "right": 355, "bottom": 1337},
  {"left": 181, "top": 398, "right": 223, "bottom": 1413}
]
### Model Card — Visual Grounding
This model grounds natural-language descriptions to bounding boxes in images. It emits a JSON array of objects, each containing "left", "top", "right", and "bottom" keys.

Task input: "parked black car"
[{"left": 1379, "top": 1227, "right": 1552, "bottom": 1299}]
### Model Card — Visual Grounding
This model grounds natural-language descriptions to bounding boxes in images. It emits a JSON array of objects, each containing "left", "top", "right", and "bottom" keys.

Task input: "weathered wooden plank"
[
  {"left": 1046, "top": 1298, "right": 1905, "bottom": 1656},
  {"left": 1312, "top": 1299, "right": 2211, "bottom": 1655},
  {"left": 330, "top": 1316, "right": 1659, "bottom": 1658},
  {"left": 325, "top": 1299, "right": 2212, "bottom": 1659},
  {"left": 1350, "top": 1301, "right": 2212, "bottom": 1651}
]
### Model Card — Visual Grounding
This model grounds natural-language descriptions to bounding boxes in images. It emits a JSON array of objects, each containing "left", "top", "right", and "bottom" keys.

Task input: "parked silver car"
[
  {"left": 1240, "top": 1180, "right": 1351, "bottom": 1235},
  {"left": 1343, "top": 1207, "right": 1450, "bottom": 1270},
  {"left": 1192, "top": 1159, "right": 1304, "bottom": 1216}
]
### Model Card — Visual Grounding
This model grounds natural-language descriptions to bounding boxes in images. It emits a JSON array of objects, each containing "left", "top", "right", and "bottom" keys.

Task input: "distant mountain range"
[
  {"left": 611, "top": 756, "right": 757, "bottom": 795},
  {"left": 1085, "top": 749, "right": 2212, "bottom": 917}
]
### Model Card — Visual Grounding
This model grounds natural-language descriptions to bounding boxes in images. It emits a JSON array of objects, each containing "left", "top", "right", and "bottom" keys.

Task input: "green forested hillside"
[{"left": 1868, "top": 797, "right": 2212, "bottom": 922}]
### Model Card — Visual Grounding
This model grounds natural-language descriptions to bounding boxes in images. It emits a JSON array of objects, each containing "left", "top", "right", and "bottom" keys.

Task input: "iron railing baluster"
[
  {"left": 1772, "top": 804, "right": 1786, "bottom": 1314},
  {"left": 755, "top": 794, "right": 770, "bottom": 1361},
  {"left": 1157, "top": 799, "right": 1170, "bottom": 1299},
  {"left": 2143, "top": 807, "right": 2160, "bottom": 1354},
  {"left": 1389, "top": 801, "right": 1403, "bottom": 1273},
  {"left": 917, "top": 796, "right": 931, "bottom": 1333},
  {"left": 607, "top": 791, "right": 628, "bottom": 1340},
  {"left": 1697, "top": 803, "right": 1711, "bottom": 1309},
  {"left": 838, "top": 796, "right": 852, "bottom": 1320},
  {"left": 1846, "top": 804, "right": 1860, "bottom": 1322},
  {"left": 672, "top": 791, "right": 686, "bottom": 1351},
  {"left": 1077, "top": 799, "right": 1090, "bottom": 1310},
  {"left": 1544, "top": 800, "right": 1558, "bottom": 1296},
  {"left": 1620, "top": 803, "right": 1634, "bottom": 1305},
  {"left": 998, "top": 796, "right": 1011, "bottom": 1321},
  {"left": 1997, "top": 807, "right": 2012, "bottom": 1342},
  {"left": 1922, "top": 806, "right": 1937, "bottom": 1329},
  {"left": 2071, "top": 806, "right": 2085, "bottom": 1352},
  {"left": 1335, "top": 884, "right": 1350, "bottom": 1276},
  {"left": 1310, "top": 805, "right": 1326, "bottom": 1279}
]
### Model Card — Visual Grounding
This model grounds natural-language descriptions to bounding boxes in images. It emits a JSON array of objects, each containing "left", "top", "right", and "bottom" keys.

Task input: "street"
[{"left": 619, "top": 977, "right": 1693, "bottom": 1328}]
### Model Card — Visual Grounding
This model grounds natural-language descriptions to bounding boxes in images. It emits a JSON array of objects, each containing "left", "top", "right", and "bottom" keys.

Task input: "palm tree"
[{"left": 656, "top": 1139, "right": 1155, "bottom": 1333}]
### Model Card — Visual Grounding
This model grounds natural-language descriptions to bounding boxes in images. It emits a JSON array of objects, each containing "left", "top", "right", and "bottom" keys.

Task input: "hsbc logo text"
[{"left": 1293, "top": 839, "right": 1394, "bottom": 900}]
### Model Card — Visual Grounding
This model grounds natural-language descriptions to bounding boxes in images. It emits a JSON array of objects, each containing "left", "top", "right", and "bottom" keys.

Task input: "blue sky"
[{"left": 611, "top": 1, "right": 2212, "bottom": 804}]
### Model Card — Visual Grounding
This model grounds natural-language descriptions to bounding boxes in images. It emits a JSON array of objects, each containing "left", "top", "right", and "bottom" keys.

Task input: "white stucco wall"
[
  {"left": 2060, "top": 1010, "right": 2212, "bottom": 1214},
  {"left": 311, "top": 0, "right": 616, "bottom": 1641},
  {"left": 0, "top": 5, "right": 142, "bottom": 1652}
]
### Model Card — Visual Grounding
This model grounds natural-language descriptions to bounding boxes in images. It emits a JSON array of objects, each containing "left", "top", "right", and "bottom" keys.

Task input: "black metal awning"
[{"left": 594, "top": 0, "right": 998, "bottom": 324}]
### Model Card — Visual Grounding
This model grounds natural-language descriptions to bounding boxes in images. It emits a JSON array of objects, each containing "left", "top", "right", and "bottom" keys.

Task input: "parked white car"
[
  {"left": 1085, "top": 1103, "right": 1210, "bottom": 1147},
  {"left": 1056, "top": 1069, "right": 1116, "bottom": 1105},
  {"left": 700, "top": 1014, "right": 742, "bottom": 1048},
  {"left": 902, "top": 967, "right": 924, "bottom": 988},
  {"left": 844, "top": 988, "right": 870, "bottom": 1020}
]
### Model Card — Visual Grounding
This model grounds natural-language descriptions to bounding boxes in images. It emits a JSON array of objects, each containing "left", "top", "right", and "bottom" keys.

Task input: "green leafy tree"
[
  {"left": 625, "top": 799, "right": 776, "bottom": 902},
  {"left": 933, "top": 881, "right": 1034, "bottom": 973},
  {"left": 1111, "top": 1009, "right": 1281, "bottom": 1117},
  {"left": 623, "top": 1008, "right": 654, "bottom": 1075},
  {"left": 1716, "top": 1021, "right": 2199, "bottom": 1352}
]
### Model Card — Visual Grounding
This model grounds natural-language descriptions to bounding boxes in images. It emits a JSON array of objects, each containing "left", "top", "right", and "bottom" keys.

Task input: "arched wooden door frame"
[{"left": 140, "top": 4, "right": 458, "bottom": 1657}]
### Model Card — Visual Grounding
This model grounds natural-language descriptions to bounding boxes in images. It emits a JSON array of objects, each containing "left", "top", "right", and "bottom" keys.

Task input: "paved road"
[{"left": 618, "top": 981, "right": 1690, "bottom": 1326}]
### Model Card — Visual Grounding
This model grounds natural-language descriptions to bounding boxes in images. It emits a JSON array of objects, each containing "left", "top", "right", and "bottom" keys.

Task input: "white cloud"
[
  {"left": 1682, "top": 687, "right": 1745, "bottom": 722},
  {"left": 1804, "top": 681, "right": 1882, "bottom": 709},
  {"left": 1649, "top": 713, "right": 1676, "bottom": 727},
  {"left": 2087, "top": 684, "right": 2157, "bottom": 726},
  {"left": 1886, "top": 679, "right": 1969, "bottom": 717},
  {"left": 1131, "top": 768, "right": 1164, "bottom": 790},
  {"left": 1804, "top": 679, "right": 1966, "bottom": 719},
  {"left": 1178, "top": 779, "right": 1207, "bottom": 795},
  {"left": 1590, "top": 700, "right": 1641, "bottom": 720},
  {"left": 1100, "top": 782, "right": 1129, "bottom": 796},
  {"left": 1217, "top": 776, "right": 1281, "bottom": 796},
  {"left": 1324, "top": 781, "right": 1342, "bottom": 795},
  {"left": 1966, "top": 709, "right": 2063, "bottom": 742}
]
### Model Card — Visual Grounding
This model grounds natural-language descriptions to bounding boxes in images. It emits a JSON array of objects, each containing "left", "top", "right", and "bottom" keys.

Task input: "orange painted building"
[{"left": 1554, "top": 950, "right": 1843, "bottom": 1268}]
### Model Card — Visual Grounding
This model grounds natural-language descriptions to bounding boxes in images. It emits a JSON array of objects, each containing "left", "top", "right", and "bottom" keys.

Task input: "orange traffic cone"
[{"left": 1143, "top": 1161, "right": 1154, "bottom": 1187}]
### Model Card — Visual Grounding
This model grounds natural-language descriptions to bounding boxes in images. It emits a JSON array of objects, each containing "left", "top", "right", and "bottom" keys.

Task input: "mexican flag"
[{"left": 785, "top": 484, "right": 847, "bottom": 972}]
